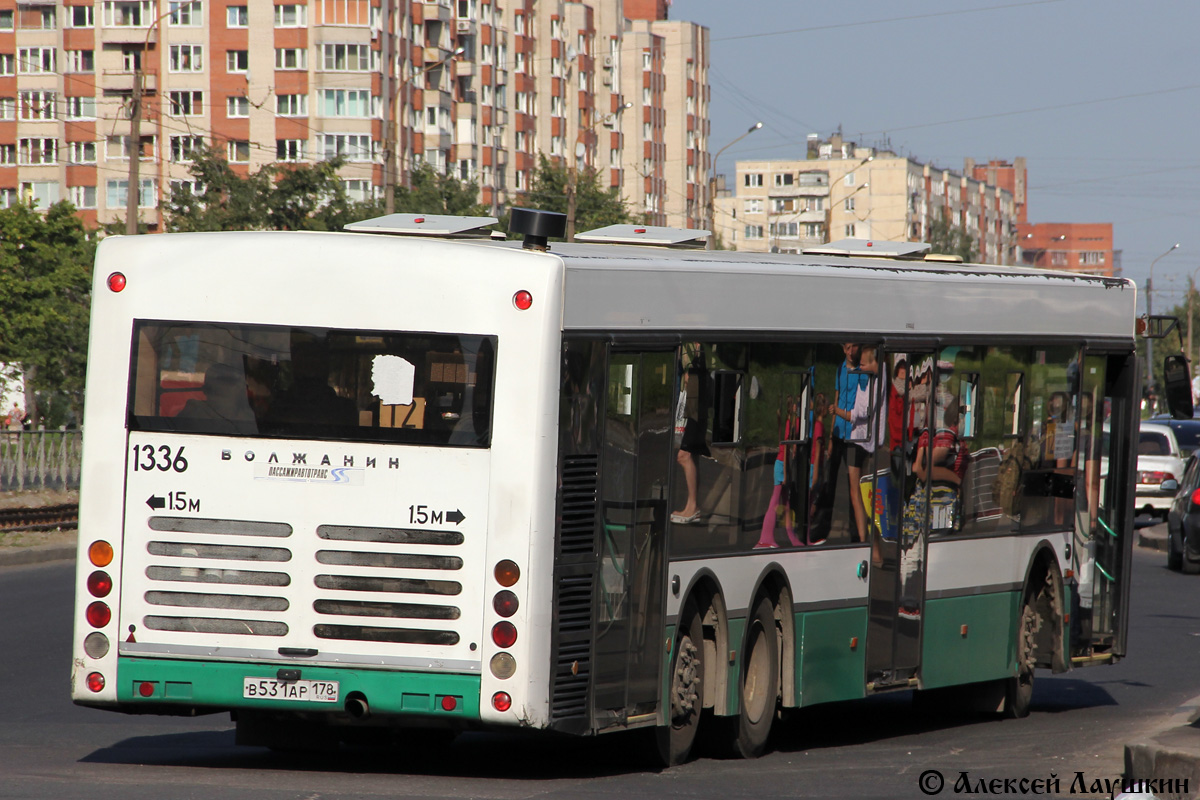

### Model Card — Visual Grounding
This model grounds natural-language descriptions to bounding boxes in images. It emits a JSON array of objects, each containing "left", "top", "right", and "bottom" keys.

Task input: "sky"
[{"left": 672, "top": 0, "right": 1200, "bottom": 313}]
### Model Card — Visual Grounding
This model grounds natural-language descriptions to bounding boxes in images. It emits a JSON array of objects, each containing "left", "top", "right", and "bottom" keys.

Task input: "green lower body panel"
[
  {"left": 116, "top": 657, "right": 481, "bottom": 720},
  {"left": 920, "top": 592, "right": 1019, "bottom": 689},
  {"left": 797, "top": 607, "right": 867, "bottom": 707},
  {"left": 723, "top": 617, "right": 746, "bottom": 716}
]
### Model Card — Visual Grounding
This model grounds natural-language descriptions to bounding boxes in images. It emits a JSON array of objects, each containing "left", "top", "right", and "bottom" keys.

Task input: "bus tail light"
[
  {"left": 89, "top": 540, "right": 113, "bottom": 568},
  {"left": 86, "top": 672, "right": 105, "bottom": 693},
  {"left": 493, "top": 590, "right": 518, "bottom": 617},
  {"left": 87, "top": 571, "right": 112, "bottom": 598},
  {"left": 490, "top": 652, "right": 516, "bottom": 679},
  {"left": 494, "top": 560, "right": 520, "bottom": 587},
  {"left": 1191, "top": 487, "right": 1200, "bottom": 507},
  {"left": 83, "top": 633, "right": 110, "bottom": 659},
  {"left": 491, "top": 621, "right": 517, "bottom": 648},
  {"left": 86, "top": 601, "right": 111, "bottom": 628},
  {"left": 440, "top": 695, "right": 457, "bottom": 712},
  {"left": 107, "top": 272, "right": 126, "bottom": 293},
  {"left": 513, "top": 290, "right": 533, "bottom": 311},
  {"left": 492, "top": 692, "right": 512, "bottom": 712}
]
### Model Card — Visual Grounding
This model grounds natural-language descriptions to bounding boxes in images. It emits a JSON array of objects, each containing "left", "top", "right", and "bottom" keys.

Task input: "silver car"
[{"left": 1136, "top": 422, "right": 1188, "bottom": 519}]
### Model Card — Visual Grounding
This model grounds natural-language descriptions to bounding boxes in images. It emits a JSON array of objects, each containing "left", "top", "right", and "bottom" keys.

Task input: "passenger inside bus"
[
  {"left": 176, "top": 362, "right": 258, "bottom": 434},
  {"left": 267, "top": 339, "right": 357, "bottom": 429}
]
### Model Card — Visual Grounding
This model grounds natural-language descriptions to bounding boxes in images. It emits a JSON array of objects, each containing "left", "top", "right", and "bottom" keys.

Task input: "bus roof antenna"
[{"left": 509, "top": 208, "right": 566, "bottom": 252}]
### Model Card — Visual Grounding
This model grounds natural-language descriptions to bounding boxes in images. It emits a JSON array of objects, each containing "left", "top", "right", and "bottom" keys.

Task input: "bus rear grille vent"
[
  {"left": 149, "top": 516, "right": 293, "bottom": 538},
  {"left": 559, "top": 454, "right": 599, "bottom": 557},
  {"left": 550, "top": 574, "right": 593, "bottom": 720}
]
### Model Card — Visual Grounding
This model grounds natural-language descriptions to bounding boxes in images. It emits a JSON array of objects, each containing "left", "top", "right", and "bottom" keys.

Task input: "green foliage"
[
  {"left": 162, "top": 146, "right": 379, "bottom": 232},
  {"left": 395, "top": 164, "right": 489, "bottom": 216},
  {"left": 0, "top": 201, "right": 96, "bottom": 424},
  {"left": 925, "top": 208, "right": 978, "bottom": 263},
  {"left": 522, "top": 154, "right": 634, "bottom": 238}
]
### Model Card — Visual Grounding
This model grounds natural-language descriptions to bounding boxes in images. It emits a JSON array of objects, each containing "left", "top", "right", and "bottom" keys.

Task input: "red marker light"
[
  {"left": 513, "top": 290, "right": 533, "bottom": 311},
  {"left": 86, "top": 601, "right": 111, "bottom": 628},
  {"left": 440, "top": 695, "right": 457, "bottom": 712},
  {"left": 492, "top": 691, "right": 512, "bottom": 712},
  {"left": 493, "top": 590, "right": 519, "bottom": 618},
  {"left": 492, "top": 621, "right": 517, "bottom": 648},
  {"left": 634, "top": 228, "right": 646, "bottom": 234},
  {"left": 87, "top": 571, "right": 112, "bottom": 598},
  {"left": 414, "top": 217, "right": 425, "bottom": 223},
  {"left": 138, "top": 681, "right": 155, "bottom": 698},
  {"left": 866, "top": 241, "right": 873, "bottom": 247},
  {"left": 86, "top": 672, "right": 105, "bottom": 693},
  {"left": 107, "top": 272, "right": 127, "bottom": 292}
]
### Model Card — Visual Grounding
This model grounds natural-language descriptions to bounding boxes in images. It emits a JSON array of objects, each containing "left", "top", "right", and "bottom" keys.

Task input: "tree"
[
  {"left": 393, "top": 164, "right": 490, "bottom": 216},
  {"left": 0, "top": 201, "right": 96, "bottom": 426},
  {"left": 925, "top": 209, "right": 978, "bottom": 263},
  {"left": 519, "top": 154, "right": 635, "bottom": 238},
  {"left": 162, "top": 146, "right": 377, "bottom": 232}
]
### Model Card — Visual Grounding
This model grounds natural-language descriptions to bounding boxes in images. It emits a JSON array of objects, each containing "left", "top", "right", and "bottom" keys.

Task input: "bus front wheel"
[
  {"left": 733, "top": 596, "right": 779, "bottom": 758},
  {"left": 657, "top": 605, "right": 704, "bottom": 766}
]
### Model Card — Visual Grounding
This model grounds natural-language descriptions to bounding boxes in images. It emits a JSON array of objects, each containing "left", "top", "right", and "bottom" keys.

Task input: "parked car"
[
  {"left": 1135, "top": 422, "right": 1187, "bottom": 520},
  {"left": 1146, "top": 414, "right": 1200, "bottom": 456},
  {"left": 1165, "top": 452, "right": 1200, "bottom": 573}
]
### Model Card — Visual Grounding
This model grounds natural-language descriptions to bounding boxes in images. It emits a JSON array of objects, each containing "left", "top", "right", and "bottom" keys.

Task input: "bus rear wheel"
[
  {"left": 733, "top": 596, "right": 779, "bottom": 758},
  {"left": 1004, "top": 596, "right": 1037, "bottom": 719},
  {"left": 657, "top": 605, "right": 704, "bottom": 766}
]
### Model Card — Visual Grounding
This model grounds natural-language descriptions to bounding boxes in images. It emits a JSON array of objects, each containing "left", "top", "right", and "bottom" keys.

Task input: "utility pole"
[
  {"left": 381, "top": 0, "right": 395, "bottom": 214},
  {"left": 125, "top": 64, "right": 143, "bottom": 235},
  {"left": 1146, "top": 243, "right": 1181, "bottom": 402}
]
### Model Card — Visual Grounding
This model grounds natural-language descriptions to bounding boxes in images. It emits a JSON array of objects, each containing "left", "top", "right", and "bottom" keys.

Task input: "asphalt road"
[{"left": 1, "top": 541, "right": 1196, "bottom": 800}]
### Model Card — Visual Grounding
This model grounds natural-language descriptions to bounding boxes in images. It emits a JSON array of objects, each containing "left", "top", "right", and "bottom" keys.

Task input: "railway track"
[{"left": 0, "top": 504, "right": 79, "bottom": 532}]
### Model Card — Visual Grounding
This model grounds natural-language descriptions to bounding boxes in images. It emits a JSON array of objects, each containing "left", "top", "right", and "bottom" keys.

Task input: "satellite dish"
[
  {"left": 566, "top": 45, "right": 578, "bottom": 61},
  {"left": 574, "top": 142, "right": 586, "bottom": 158}
]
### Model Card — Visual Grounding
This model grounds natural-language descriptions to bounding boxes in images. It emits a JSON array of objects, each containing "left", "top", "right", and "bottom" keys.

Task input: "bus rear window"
[{"left": 128, "top": 321, "right": 496, "bottom": 447}]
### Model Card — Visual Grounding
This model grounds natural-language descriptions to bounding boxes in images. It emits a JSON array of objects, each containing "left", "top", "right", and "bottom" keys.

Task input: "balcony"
[
  {"left": 98, "top": 25, "right": 157, "bottom": 46},
  {"left": 422, "top": 0, "right": 452, "bottom": 23},
  {"left": 100, "top": 69, "right": 156, "bottom": 94}
]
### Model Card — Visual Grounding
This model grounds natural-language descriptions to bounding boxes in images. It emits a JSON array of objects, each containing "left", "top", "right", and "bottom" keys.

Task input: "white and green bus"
[{"left": 71, "top": 210, "right": 1173, "bottom": 763}]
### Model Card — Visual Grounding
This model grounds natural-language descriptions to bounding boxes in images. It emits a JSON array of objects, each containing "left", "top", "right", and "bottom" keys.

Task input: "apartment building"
[
  {"left": 0, "top": 0, "right": 708, "bottom": 232},
  {"left": 716, "top": 135, "right": 1020, "bottom": 265}
]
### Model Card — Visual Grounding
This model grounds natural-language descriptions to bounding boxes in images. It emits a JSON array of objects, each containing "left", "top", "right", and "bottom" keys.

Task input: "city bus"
[{"left": 71, "top": 210, "right": 1172, "bottom": 764}]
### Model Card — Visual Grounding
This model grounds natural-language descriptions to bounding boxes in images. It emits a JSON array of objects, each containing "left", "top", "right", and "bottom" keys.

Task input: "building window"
[
  {"left": 169, "top": 90, "right": 203, "bottom": 116},
  {"left": 64, "top": 96, "right": 97, "bottom": 120},
  {"left": 844, "top": 172, "right": 855, "bottom": 186},
  {"left": 320, "top": 133, "right": 372, "bottom": 161},
  {"left": 0, "top": 188, "right": 17, "bottom": 208},
  {"left": 170, "top": 44, "right": 203, "bottom": 72},
  {"left": 227, "top": 140, "right": 251, "bottom": 162},
  {"left": 227, "top": 50, "right": 249, "bottom": 72},
  {"left": 226, "top": 5, "right": 247, "bottom": 26},
  {"left": 68, "top": 141, "right": 98, "bottom": 164},
  {"left": 18, "top": 138, "right": 57, "bottom": 166},
  {"left": 844, "top": 197, "right": 855, "bottom": 211},
  {"left": 18, "top": 47, "right": 56, "bottom": 74},
  {"left": 170, "top": 135, "right": 203, "bottom": 162},
  {"left": 67, "top": 6, "right": 94, "bottom": 27},
  {"left": 21, "top": 181, "right": 60, "bottom": 208},
  {"left": 21, "top": 7, "right": 56, "bottom": 30},
  {"left": 106, "top": 179, "right": 156, "bottom": 209},
  {"left": 107, "top": 135, "right": 156, "bottom": 161},
  {"left": 69, "top": 185, "right": 97, "bottom": 209},
  {"left": 774, "top": 173, "right": 794, "bottom": 187},
  {"left": 342, "top": 179, "right": 373, "bottom": 202},
  {"left": 804, "top": 223, "right": 822, "bottom": 238},
  {"left": 0, "top": 98, "right": 13, "bottom": 121},
  {"left": 275, "top": 48, "right": 307, "bottom": 70},
  {"left": 103, "top": 1, "right": 154, "bottom": 27},
  {"left": 744, "top": 225, "right": 764, "bottom": 239},
  {"left": 0, "top": 55, "right": 13, "bottom": 76},
  {"left": 744, "top": 198, "right": 762, "bottom": 214},
  {"left": 319, "top": 89, "right": 372, "bottom": 117},
  {"left": 321, "top": 44, "right": 372, "bottom": 71},
  {"left": 19, "top": 91, "right": 55, "bottom": 121},
  {"left": 0, "top": 144, "right": 14, "bottom": 164},
  {"left": 226, "top": 95, "right": 250, "bottom": 117},
  {"left": 169, "top": 1, "right": 202, "bottom": 26},
  {"left": 1081, "top": 251, "right": 1106, "bottom": 265},
  {"left": 805, "top": 197, "right": 824, "bottom": 212},
  {"left": 844, "top": 223, "right": 856, "bottom": 237},
  {"left": 276, "top": 94, "right": 308, "bottom": 116},
  {"left": 0, "top": 10, "right": 12, "bottom": 30},
  {"left": 66, "top": 50, "right": 95, "bottom": 73},
  {"left": 744, "top": 173, "right": 763, "bottom": 188},
  {"left": 274, "top": 4, "right": 307, "bottom": 26},
  {"left": 170, "top": 180, "right": 203, "bottom": 198},
  {"left": 276, "top": 139, "right": 305, "bottom": 161},
  {"left": 1051, "top": 251, "right": 1067, "bottom": 266},
  {"left": 642, "top": 52, "right": 651, "bottom": 70}
]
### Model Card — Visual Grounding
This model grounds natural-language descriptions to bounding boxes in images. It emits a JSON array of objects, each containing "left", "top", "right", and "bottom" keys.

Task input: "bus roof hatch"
[
  {"left": 802, "top": 238, "right": 931, "bottom": 259},
  {"left": 345, "top": 213, "right": 500, "bottom": 238},
  {"left": 575, "top": 224, "right": 711, "bottom": 249}
]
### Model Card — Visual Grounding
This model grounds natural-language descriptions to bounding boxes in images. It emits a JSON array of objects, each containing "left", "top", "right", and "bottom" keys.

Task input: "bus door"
[
  {"left": 866, "top": 350, "right": 935, "bottom": 688},
  {"left": 1074, "top": 351, "right": 1137, "bottom": 658},
  {"left": 593, "top": 350, "right": 674, "bottom": 726}
]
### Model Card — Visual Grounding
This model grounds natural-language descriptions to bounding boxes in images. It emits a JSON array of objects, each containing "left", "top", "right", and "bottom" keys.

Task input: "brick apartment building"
[{"left": 0, "top": 0, "right": 709, "bottom": 232}]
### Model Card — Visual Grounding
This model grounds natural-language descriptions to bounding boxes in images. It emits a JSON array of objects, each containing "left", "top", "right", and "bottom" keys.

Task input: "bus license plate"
[{"left": 242, "top": 677, "right": 340, "bottom": 703}]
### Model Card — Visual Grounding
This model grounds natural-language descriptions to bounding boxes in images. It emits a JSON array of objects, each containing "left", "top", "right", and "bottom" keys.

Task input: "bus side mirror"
[{"left": 1163, "top": 353, "right": 1194, "bottom": 420}]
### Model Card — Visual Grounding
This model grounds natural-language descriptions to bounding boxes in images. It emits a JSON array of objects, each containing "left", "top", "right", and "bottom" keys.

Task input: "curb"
[
  {"left": 1139, "top": 530, "right": 1168, "bottom": 552},
  {"left": 0, "top": 542, "right": 77, "bottom": 568},
  {"left": 1124, "top": 695, "right": 1200, "bottom": 798}
]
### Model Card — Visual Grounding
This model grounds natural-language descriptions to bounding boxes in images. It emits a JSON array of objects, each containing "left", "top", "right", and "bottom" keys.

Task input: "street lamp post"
[
  {"left": 1146, "top": 242, "right": 1181, "bottom": 400},
  {"left": 1188, "top": 262, "right": 1200, "bottom": 368},
  {"left": 706, "top": 121, "right": 762, "bottom": 251},
  {"left": 383, "top": 46, "right": 464, "bottom": 214}
]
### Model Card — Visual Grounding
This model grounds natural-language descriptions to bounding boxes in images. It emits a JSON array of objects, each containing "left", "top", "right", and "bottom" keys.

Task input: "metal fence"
[{"left": 0, "top": 431, "right": 83, "bottom": 492}]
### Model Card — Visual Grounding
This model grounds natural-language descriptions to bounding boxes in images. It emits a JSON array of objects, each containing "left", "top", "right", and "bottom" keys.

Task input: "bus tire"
[
  {"left": 733, "top": 595, "right": 779, "bottom": 758},
  {"left": 657, "top": 605, "right": 704, "bottom": 766},
  {"left": 1003, "top": 595, "right": 1037, "bottom": 719}
]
